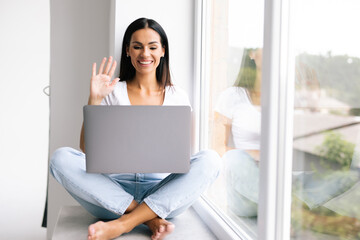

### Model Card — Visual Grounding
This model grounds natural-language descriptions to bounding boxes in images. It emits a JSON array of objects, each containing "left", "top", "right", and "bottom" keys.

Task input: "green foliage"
[
  {"left": 291, "top": 195, "right": 360, "bottom": 239},
  {"left": 350, "top": 108, "right": 360, "bottom": 116},
  {"left": 315, "top": 131, "right": 355, "bottom": 169},
  {"left": 329, "top": 109, "right": 347, "bottom": 116},
  {"left": 296, "top": 53, "right": 360, "bottom": 108}
]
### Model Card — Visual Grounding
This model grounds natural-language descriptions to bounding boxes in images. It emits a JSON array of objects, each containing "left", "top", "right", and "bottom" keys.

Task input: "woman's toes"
[{"left": 166, "top": 224, "right": 175, "bottom": 232}]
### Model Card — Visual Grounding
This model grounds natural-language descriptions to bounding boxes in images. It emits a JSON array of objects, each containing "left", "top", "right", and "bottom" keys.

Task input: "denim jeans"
[
  {"left": 224, "top": 149, "right": 359, "bottom": 217},
  {"left": 224, "top": 150, "right": 259, "bottom": 217},
  {"left": 50, "top": 147, "right": 221, "bottom": 220}
]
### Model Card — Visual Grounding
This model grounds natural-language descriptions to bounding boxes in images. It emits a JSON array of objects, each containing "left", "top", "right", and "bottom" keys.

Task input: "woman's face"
[
  {"left": 127, "top": 28, "right": 165, "bottom": 77},
  {"left": 250, "top": 48, "right": 262, "bottom": 69}
]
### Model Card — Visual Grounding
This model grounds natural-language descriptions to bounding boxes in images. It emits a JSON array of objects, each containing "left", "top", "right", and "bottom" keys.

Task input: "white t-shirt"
[
  {"left": 101, "top": 81, "right": 191, "bottom": 107},
  {"left": 214, "top": 87, "right": 261, "bottom": 150}
]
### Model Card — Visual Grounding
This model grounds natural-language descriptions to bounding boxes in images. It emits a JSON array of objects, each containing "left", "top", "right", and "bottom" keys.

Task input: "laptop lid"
[{"left": 84, "top": 105, "right": 191, "bottom": 173}]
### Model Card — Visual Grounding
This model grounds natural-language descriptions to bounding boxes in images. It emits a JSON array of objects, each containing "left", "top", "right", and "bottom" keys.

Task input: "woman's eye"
[
  {"left": 150, "top": 47, "right": 157, "bottom": 50},
  {"left": 133, "top": 46, "right": 141, "bottom": 50}
]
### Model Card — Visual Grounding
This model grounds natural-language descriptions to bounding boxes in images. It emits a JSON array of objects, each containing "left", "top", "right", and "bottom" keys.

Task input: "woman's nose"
[{"left": 141, "top": 47, "right": 150, "bottom": 57}]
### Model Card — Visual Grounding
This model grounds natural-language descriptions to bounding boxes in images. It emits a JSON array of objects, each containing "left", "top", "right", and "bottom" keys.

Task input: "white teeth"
[{"left": 139, "top": 61, "right": 152, "bottom": 64}]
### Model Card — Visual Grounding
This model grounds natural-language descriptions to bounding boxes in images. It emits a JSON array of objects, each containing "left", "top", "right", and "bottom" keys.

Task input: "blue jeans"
[
  {"left": 50, "top": 147, "right": 221, "bottom": 220},
  {"left": 225, "top": 150, "right": 259, "bottom": 217},
  {"left": 224, "top": 149, "right": 359, "bottom": 217}
]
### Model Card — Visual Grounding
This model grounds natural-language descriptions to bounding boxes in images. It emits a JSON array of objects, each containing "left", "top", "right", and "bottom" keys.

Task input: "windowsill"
[
  {"left": 192, "top": 196, "right": 257, "bottom": 240},
  {"left": 52, "top": 205, "right": 218, "bottom": 240}
]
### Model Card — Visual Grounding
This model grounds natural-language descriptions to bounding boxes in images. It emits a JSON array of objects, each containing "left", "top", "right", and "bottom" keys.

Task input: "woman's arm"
[
  {"left": 212, "top": 111, "right": 232, "bottom": 157},
  {"left": 79, "top": 56, "right": 119, "bottom": 153}
]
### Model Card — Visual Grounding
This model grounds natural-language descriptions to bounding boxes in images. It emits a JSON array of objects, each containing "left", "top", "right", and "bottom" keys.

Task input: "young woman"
[
  {"left": 214, "top": 48, "right": 358, "bottom": 218},
  {"left": 50, "top": 18, "right": 221, "bottom": 240},
  {"left": 213, "top": 48, "right": 262, "bottom": 217}
]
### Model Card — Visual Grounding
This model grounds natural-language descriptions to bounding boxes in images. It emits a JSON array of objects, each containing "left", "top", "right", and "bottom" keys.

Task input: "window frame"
[
  {"left": 258, "top": 0, "right": 294, "bottom": 239},
  {"left": 191, "top": 0, "right": 295, "bottom": 239}
]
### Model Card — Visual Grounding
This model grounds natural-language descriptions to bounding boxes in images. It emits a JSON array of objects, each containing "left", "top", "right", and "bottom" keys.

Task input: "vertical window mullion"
[
  {"left": 276, "top": 0, "right": 295, "bottom": 239},
  {"left": 200, "top": 0, "right": 211, "bottom": 150},
  {"left": 193, "top": 0, "right": 203, "bottom": 154},
  {"left": 259, "top": 0, "right": 294, "bottom": 239}
]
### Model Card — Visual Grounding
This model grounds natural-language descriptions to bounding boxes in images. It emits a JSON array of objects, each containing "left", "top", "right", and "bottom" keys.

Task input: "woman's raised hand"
[{"left": 89, "top": 56, "right": 120, "bottom": 105}]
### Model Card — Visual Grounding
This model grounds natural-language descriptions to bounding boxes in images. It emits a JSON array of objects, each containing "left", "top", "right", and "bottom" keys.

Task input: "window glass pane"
[
  {"left": 203, "top": 0, "right": 264, "bottom": 236},
  {"left": 291, "top": 0, "right": 360, "bottom": 239}
]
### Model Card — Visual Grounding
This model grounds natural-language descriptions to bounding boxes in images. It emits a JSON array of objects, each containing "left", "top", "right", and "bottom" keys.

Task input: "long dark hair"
[
  {"left": 233, "top": 48, "right": 257, "bottom": 90},
  {"left": 119, "top": 18, "right": 172, "bottom": 88}
]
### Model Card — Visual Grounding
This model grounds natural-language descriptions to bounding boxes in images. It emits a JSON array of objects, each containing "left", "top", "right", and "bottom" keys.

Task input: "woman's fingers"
[
  {"left": 94, "top": 57, "right": 117, "bottom": 78},
  {"left": 110, "top": 78, "right": 120, "bottom": 87},
  {"left": 92, "top": 63, "right": 96, "bottom": 77},
  {"left": 98, "top": 57, "right": 107, "bottom": 75},
  {"left": 108, "top": 60, "right": 117, "bottom": 78},
  {"left": 103, "top": 56, "right": 113, "bottom": 74}
]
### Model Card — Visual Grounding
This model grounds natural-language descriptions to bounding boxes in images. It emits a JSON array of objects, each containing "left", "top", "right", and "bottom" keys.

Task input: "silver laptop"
[{"left": 83, "top": 105, "right": 191, "bottom": 173}]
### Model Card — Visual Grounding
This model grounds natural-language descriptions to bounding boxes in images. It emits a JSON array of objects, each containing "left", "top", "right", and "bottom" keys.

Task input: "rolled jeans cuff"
[{"left": 143, "top": 198, "right": 167, "bottom": 219}]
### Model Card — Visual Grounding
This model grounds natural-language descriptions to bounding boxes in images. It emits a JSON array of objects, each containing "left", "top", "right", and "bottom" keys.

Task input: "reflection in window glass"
[
  {"left": 291, "top": 0, "right": 360, "bottom": 239},
  {"left": 203, "top": 0, "right": 264, "bottom": 236}
]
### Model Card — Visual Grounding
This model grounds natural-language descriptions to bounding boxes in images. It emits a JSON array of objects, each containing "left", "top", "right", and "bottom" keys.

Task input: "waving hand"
[{"left": 89, "top": 56, "right": 119, "bottom": 105}]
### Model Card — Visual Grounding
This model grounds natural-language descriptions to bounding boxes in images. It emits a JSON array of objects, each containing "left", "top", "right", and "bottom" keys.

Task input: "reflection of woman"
[
  {"left": 215, "top": 48, "right": 359, "bottom": 218},
  {"left": 214, "top": 48, "right": 262, "bottom": 217},
  {"left": 50, "top": 18, "right": 221, "bottom": 240}
]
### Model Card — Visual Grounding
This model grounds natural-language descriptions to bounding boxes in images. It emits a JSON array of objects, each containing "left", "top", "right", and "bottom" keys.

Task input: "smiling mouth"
[{"left": 138, "top": 60, "right": 153, "bottom": 65}]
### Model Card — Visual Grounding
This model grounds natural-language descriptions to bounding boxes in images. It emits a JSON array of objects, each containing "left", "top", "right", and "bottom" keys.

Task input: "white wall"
[
  {"left": 47, "top": 0, "right": 111, "bottom": 238},
  {"left": 0, "top": 0, "right": 49, "bottom": 239}
]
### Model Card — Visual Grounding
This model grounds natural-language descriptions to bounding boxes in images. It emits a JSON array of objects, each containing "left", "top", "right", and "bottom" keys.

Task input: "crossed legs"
[{"left": 50, "top": 147, "right": 221, "bottom": 240}]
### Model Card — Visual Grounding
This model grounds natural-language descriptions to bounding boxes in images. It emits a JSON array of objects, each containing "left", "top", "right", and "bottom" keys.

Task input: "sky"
[{"left": 228, "top": 0, "right": 360, "bottom": 58}]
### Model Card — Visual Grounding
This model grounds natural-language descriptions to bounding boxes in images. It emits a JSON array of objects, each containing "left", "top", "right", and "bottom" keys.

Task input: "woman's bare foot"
[
  {"left": 88, "top": 203, "right": 160, "bottom": 240},
  {"left": 145, "top": 217, "right": 175, "bottom": 240},
  {"left": 87, "top": 216, "right": 134, "bottom": 240}
]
